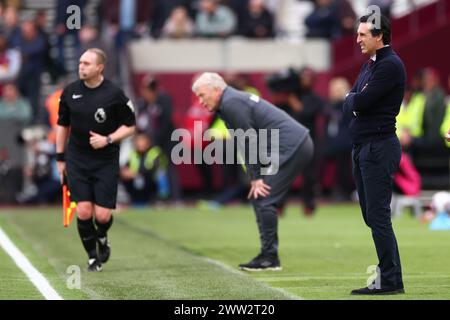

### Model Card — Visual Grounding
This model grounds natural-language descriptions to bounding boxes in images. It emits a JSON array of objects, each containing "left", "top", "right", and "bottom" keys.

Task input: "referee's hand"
[
  {"left": 57, "top": 161, "right": 66, "bottom": 185},
  {"left": 89, "top": 131, "right": 108, "bottom": 149}
]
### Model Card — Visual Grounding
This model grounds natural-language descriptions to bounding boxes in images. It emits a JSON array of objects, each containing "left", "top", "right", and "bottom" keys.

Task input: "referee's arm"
[
  {"left": 89, "top": 125, "right": 136, "bottom": 149},
  {"left": 56, "top": 125, "right": 69, "bottom": 184},
  {"left": 110, "top": 125, "right": 136, "bottom": 142},
  {"left": 56, "top": 89, "right": 71, "bottom": 184}
]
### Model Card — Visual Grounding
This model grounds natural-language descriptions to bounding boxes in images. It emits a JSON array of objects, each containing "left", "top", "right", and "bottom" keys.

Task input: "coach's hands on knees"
[
  {"left": 248, "top": 179, "right": 271, "bottom": 200},
  {"left": 89, "top": 131, "right": 108, "bottom": 149}
]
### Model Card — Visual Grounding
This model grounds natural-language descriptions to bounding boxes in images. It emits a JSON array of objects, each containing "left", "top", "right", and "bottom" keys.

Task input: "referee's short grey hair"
[
  {"left": 86, "top": 48, "right": 107, "bottom": 65},
  {"left": 192, "top": 72, "right": 227, "bottom": 92}
]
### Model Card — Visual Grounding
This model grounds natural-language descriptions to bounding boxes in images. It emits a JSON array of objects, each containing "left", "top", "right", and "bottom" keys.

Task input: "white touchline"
[{"left": 0, "top": 226, "right": 63, "bottom": 300}]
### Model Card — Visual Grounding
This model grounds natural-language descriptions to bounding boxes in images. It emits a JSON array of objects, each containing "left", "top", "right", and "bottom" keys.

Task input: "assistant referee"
[{"left": 56, "top": 48, "right": 136, "bottom": 272}]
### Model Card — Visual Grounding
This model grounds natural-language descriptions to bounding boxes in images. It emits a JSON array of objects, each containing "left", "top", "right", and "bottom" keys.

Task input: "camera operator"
[
  {"left": 267, "top": 67, "right": 324, "bottom": 216},
  {"left": 16, "top": 126, "right": 60, "bottom": 204}
]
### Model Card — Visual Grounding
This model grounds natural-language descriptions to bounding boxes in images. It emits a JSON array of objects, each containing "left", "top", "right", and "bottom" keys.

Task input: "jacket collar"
[
  {"left": 373, "top": 45, "right": 392, "bottom": 62},
  {"left": 217, "top": 86, "right": 230, "bottom": 113}
]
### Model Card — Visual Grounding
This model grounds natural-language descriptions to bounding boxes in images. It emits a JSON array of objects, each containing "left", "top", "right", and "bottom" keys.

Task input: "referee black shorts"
[{"left": 66, "top": 150, "right": 120, "bottom": 209}]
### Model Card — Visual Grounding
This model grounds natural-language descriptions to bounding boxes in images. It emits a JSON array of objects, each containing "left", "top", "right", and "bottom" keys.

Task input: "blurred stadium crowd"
[{"left": 0, "top": 0, "right": 448, "bottom": 218}]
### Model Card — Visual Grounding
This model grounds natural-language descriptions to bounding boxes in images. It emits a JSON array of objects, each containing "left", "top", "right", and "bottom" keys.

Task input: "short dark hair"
[
  {"left": 359, "top": 14, "right": 391, "bottom": 45},
  {"left": 141, "top": 75, "right": 159, "bottom": 91}
]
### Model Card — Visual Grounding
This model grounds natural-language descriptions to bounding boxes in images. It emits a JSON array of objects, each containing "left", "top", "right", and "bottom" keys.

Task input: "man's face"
[
  {"left": 195, "top": 85, "right": 221, "bottom": 112},
  {"left": 21, "top": 21, "right": 36, "bottom": 41},
  {"left": 78, "top": 51, "right": 103, "bottom": 81},
  {"left": 200, "top": 0, "right": 216, "bottom": 14},
  {"left": 3, "top": 84, "right": 18, "bottom": 102},
  {"left": 357, "top": 23, "right": 381, "bottom": 56},
  {"left": 141, "top": 86, "right": 157, "bottom": 103},
  {"left": 135, "top": 135, "right": 151, "bottom": 153}
]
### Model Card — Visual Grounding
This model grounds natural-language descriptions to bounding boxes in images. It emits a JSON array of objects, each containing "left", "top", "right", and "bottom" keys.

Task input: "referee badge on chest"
[{"left": 94, "top": 108, "right": 107, "bottom": 123}]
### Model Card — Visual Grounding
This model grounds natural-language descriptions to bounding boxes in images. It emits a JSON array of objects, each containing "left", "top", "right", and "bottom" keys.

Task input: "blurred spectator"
[
  {"left": 411, "top": 68, "right": 447, "bottom": 149},
  {"left": 121, "top": 133, "right": 170, "bottom": 205},
  {"left": 0, "top": 32, "right": 21, "bottom": 94},
  {"left": 397, "top": 70, "right": 426, "bottom": 150},
  {"left": 336, "top": 0, "right": 356, "bottom": 36},
  {"left": 103, "top": 0, "right": 152, "bottom": 47},
  {"left": 161, "top": 6, "right": 195, "bottom": 39},
  {"left": 55, "top": 0, "right": 85, "bottom": 68},
  {"left": 369, "top": 0, "right": 394, "bottom": 19},
  {"left": 195, "top": 0, "right": 237, "bottom": 38},
  {"left": 150, "top": 0, "right": 194, "bottom": 38},
  {"left": 0, "top": 82, "right": 32, "bottom": 124},
  {"left": 239, "top": 0, "right": 275, "bottom": 38},
  {"left": 442, "top": 75, "right": 450, "bottom": 146},
  {"left": 16, "top": 19, "right": 47, "bottom": 122},
  {"left": 224, "top": 72, "right": 260, "bottom": 95},
  {"left": 223, "top": 0, "right": 249, "bottom": 35},
  {"left": 136, "top": 75, "right": 175, "bottom": 153},
  {"left": 136, "top": 75, "right": 182, "bottom": 202},
  {"left": 305, "top": 0, "right": 341, "bottom": 40},
  {"left": 1, "top": 6, "right": 21, "bottom": 48},
  {"left": 36, "top": 9, "right": 66, "bottom": 84},
  {"left": 44, "top": 86, "right": 63, "bottom": 145},
  {"left": 441, "top": 75, "right": 450, "bottom": 148},
  {"left": 103, "top": 0, "right": 152, "bottom": 85},
  {"left": 322, "top": 77, "right": 353, "bottom": 200},
  {"left": 276, "top": 67, "right": 323, "bottom": 215},
  {"left": 448, "top": 74, "right": 450, "bottom": 101},
  {"left": 16, "top": 133, "right": 60, "bottom": 205}
]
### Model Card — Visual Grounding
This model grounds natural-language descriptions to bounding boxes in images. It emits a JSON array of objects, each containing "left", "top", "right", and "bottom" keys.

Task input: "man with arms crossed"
[{"left": 344, "top": 15, "right": 405, "bottom": 294}]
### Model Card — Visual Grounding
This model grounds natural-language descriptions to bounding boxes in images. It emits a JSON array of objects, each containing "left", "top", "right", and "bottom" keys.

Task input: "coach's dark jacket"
[{"left": 343, "top": 46, "right": 406, "bottom": 144}]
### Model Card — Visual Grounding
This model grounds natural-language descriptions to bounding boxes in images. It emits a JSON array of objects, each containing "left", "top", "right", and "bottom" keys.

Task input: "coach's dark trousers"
[
  {"left": 251, "top": 135, "right": 314, "bottom": 258},
  {"left": 352, "top": 135, "right": 403, "bottom": 289}
]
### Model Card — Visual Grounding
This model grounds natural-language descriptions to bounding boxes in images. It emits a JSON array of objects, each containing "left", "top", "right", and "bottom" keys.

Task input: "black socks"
[
  {"left": 95, "top": 215, "right": 113, "bottom": 239},
  {"left": 78, "top": 215, "right": 114, "bottom": 259},
  {"left": 77, "top": 218, "right": 98, "bottom": 259}
]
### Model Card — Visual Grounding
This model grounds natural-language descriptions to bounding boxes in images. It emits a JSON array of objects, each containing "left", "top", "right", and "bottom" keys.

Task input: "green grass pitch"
[{"left": 1, "top": 204, "right": 449, "bottom": 300}]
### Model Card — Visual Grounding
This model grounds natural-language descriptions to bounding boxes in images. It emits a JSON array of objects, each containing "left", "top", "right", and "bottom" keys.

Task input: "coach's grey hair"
[{"left": 192, "top": 72, "right": 227, "bottom": 92}]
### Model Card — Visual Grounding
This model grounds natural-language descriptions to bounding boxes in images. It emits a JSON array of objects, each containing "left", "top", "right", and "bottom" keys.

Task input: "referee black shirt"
[{"left": 57, "top": 79, "right": 136, "bottom": 158}]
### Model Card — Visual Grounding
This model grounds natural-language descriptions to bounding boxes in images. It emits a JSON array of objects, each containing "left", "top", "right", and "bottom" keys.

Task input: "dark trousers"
[
  {"left": 352, "top": 136, "right": 403, "bottom": 289},
  {"left": 252, "top": 135, "right": 314, "bottom": 258}
]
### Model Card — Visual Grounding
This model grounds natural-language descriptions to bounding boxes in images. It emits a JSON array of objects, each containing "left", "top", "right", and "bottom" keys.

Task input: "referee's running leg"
[
  {"left": 68, "top": 152, "right": 120, "bottom": 272},
  {"left": 76, "top": 203, "right": 113, "bottom": 272}
]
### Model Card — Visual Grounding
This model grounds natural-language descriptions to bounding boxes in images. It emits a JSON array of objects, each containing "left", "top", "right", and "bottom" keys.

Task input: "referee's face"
[{"left": 79, "top": 51, "right": 103, "bottom": 81}]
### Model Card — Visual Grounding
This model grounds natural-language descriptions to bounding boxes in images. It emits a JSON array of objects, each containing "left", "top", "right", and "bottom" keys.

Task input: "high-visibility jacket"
[
  {"left": 128, "top": 146, "right": 168, "bottom": 174},
  {"left": 396, "top": 92, "right": 426, "bottom": 138},
  {"left": 440, "top": 101, "right": 450, "bottom": 147},
  {"left": 45, "top": 89, "right": 63, "bottom": 144}
]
